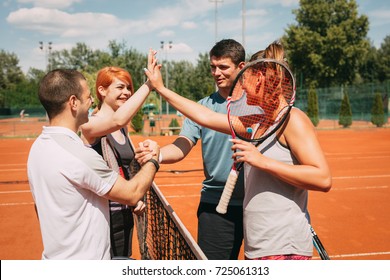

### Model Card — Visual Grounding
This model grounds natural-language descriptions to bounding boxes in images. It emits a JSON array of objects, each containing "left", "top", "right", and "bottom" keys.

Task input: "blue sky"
[{"left": 1, "top": 0, "right": 389, "bottom": 73}]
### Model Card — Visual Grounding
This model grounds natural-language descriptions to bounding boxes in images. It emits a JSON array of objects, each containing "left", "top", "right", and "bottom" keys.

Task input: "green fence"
[{"left": 295, "top": 80, "right": 390, "bottom": 121}]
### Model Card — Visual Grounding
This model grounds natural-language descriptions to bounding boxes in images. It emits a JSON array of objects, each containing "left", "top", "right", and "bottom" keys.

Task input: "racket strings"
[{"left": 229, "top": 60, "right": 295, "bottom": 142}]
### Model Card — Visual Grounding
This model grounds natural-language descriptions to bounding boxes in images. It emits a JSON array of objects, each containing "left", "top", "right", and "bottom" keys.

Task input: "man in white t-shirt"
[{"left": 27, "top": 69, "right": 160, "bottom": 259}]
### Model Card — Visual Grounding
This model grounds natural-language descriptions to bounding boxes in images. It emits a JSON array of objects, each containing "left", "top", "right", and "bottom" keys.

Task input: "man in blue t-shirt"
[{"left": 158, "top": 39, "right": 246, "bottom": 260}]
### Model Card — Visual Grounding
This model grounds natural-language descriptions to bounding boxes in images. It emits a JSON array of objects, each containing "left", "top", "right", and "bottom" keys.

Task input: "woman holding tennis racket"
[
  {"left": 80, "top": 49, "right": 157, "bottom": 259},
  {"left": 142, "top": 42, "right": 332, "bottom": 260}
]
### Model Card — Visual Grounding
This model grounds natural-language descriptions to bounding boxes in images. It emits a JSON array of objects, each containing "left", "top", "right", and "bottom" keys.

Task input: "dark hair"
[
  {"left": 38, "top": 69, "right": 86, "bottom": 119},
  {"left": 209, "top": 39, "right": 245, "bottom": 66}
]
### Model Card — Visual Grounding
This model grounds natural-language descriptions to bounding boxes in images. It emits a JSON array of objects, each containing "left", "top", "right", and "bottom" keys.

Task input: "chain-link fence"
[{"left": 295, "top": 80, "right": 390, "bottom": 121}]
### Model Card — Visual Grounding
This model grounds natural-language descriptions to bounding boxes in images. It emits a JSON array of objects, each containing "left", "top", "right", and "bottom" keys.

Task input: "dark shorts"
[
  {"left": 110, "top": 208, "right": 134, "bottom": 258},
  {"left": 197, "top": 202, "right": 243, "bottom": 260}
]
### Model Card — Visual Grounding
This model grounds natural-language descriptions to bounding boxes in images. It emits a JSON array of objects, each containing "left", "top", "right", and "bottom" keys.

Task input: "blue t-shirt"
[{"left": 180, "top": 92, "right": 244, "bottom": 206}]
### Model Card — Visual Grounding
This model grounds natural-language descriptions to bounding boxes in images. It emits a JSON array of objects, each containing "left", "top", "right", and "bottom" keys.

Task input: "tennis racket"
[
  {"left": 216, "top": 58, "right": 296, "bottom": 214},
  {"left": 101, "top": 137, "right": 120, "bottom": 172},
  {"left": 310, "top": 225, "right": 330, "bottom": 260}
]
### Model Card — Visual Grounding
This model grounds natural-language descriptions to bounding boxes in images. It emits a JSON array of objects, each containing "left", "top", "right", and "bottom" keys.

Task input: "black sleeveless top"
[
  {"left": 92, "top": 127, "right": 135, "bottom": 210},
  {"left": 92, "top": 128, "right": 134, "bottom": 178}
]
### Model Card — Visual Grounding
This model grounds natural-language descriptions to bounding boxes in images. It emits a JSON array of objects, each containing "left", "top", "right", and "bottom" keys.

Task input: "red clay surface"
[{"left": 1, "top": 123, "right": 389, "bottom": 260}]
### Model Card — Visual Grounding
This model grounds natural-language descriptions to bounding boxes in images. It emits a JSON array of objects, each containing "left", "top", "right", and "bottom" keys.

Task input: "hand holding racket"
[{"left": 216, "top": 58, "right": 296, "bottom": 214}]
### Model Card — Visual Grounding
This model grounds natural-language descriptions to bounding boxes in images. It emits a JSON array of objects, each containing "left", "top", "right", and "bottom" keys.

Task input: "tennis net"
[
  {"left": 129, "top": 150, "right": 207, "bottom": 260},
  {"left": 135, "top": 182, "right": 207, "bottom": 260}
]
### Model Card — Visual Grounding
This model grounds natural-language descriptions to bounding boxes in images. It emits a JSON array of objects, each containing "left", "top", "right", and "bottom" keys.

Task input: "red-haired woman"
[{"left": 81, "top": 49, "right": 157, "bottom": 259}]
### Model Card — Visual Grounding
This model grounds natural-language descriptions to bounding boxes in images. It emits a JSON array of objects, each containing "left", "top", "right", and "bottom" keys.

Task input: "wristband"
[{"left": 147, "top": 158, "right": 160, "bottom": 172}]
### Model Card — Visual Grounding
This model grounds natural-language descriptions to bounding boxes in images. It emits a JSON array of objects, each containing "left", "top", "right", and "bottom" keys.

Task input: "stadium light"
[{"left": 39, "top": 41, "right": 53, "bottom": 71}]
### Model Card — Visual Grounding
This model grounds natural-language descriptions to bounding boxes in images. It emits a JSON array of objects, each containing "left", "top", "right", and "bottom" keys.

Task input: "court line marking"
[
  {"left": 325, "top": 151, "right": 390, "bottom": 156},
  {"left": 313, "top": 251, "right": 390, "bottom": 259},
  {"left": 165, "top": 194, "right": 200, "bottom": 198},
  {"left": 333, "top": 174, "right": 390, "bottom": 179},
  {"left": 154, "top": 183, "right": 201, "bottom": 187},
  {"left": 0, "top": 190, "right": 31, "bottom": 194},
  {"left": 0, "top": 202, "right": 34, "bottom": 206},
  {"left": 331, "top": 186, "right": 388, "bottom": 191},
  {"left": 0, "top": 163, "right": 26, "bottom": 167}
]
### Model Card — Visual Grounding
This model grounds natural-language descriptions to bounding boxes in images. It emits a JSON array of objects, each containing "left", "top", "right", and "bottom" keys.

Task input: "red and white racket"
[{"left": 216, "top": 58, "right": 296, "bottom": 214}]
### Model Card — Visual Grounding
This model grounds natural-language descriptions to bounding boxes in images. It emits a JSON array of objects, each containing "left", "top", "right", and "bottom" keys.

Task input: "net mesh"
[
  {"left": 129, "top": 146, "right": 207, "bottom": 260},
  {"left": 135, "top": 183, "right": 207, "bottom": 260}
]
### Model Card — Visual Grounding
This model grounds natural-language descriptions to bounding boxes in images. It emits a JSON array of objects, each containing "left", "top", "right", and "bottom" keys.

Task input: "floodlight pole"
[
  {"left": 242, "top": 0, "right": 246, "bottom": 49},
  {"left": 39, "top": 41, "right": 52, "bottom": 71},
  {"left": 209, "top": 0, "right": 223, "bottom": 42},
  {"left": 160, "top": 41, "right": 173, "bottom": 115}
]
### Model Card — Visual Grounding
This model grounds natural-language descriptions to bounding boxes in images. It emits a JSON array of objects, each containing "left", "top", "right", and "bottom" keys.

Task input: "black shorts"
[
  {"left": 197, "top": 202, "right": 243, "bottom": 260},
  {"left": 110, "top": 207, "right": 134, "bottom": 258}
]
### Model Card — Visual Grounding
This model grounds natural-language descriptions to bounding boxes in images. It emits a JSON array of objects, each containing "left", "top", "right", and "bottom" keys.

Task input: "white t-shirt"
[{"left": 27, "top": 126, "right": 118, "bottom": 259}]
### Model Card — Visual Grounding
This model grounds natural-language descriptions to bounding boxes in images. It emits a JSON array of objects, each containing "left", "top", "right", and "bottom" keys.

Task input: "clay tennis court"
[{"left": 0, "top": 119, "right": 389, "bottom": 260}]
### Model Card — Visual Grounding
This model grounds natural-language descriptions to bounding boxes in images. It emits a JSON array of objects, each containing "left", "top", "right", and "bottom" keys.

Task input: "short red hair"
[{"left": 95, "top": 66, "right": 134, "bottom": 106}]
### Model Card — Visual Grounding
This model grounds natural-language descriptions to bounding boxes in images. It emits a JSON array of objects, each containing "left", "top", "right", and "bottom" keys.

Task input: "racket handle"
[
  {"left": 310, "top": 226, "right": 330, "bottom": 260},
  {"left": 216, "top": 169, "right": 238, "bottom": 214}
]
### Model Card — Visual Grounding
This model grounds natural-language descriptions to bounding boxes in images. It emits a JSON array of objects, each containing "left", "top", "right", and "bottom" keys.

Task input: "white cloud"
[
  {"left": 279, "top": 0, "right": 299, "bottom": 7},
  {"left": 171, "top": 42, "right": 193, "bottom": 54},
  {"left": 17, "top": 0, "right": 81, "bottom": 9},
  {"left": 245, "top": 9, "right": 267, "bottom": 17},
  {"left": 181, "top": 21, "right": 197, "bottom": 30},
  {"left": 158, "top": 29, "right": 175, "bottom": 38},
  {"left": 7, "top": 7, "right": 126, "bottom": 38},
  {"left": 368, "top": 9, "right": 390, "bottom": 26}
]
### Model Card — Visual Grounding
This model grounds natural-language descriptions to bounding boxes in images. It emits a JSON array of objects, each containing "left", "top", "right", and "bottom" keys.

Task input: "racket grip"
[{"left": 216, "top": 170, "right": 238, "bottom": 214}]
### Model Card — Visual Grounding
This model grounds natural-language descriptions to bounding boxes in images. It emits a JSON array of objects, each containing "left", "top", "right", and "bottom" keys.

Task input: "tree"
[
  {"left": 358, "top": 43, "right": 379, "bottom": 83},
  {"left": 50, "top": 42, "right": 98, "bottom": 71},
  {"left": 188, "top": 52, "right": 215, "bottom": 100},
  {"left": 307, "top": 86, "right": 319, "bottom": 126},
  {"left": 371, "top": 92, "right": 385, "bottom": 127},
  {"left": 377, "top": 35, "right": 390, "bottom": 82},
  {"left": 283, "top": 0, "right": 370, "bottom": 88},
  {"left": 339, "top": 90, "right": 352, "bottom": 127},
  {"left": 0, "top": 50, "right": 24, "bottom": 107},
  {"left": 168, "top": 118, "right": 181, "bottom": 135},
  {"left": 169, "top": 60, "right": 195, "bottom": 100},
  {"left": 131, "top": 110, "right": 144, "bottom": 133}
]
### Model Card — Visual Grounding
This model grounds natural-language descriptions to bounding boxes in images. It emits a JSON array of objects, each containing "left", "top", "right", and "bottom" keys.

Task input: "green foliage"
[
  {"left": 169, "top": 60, "right": 195, "bottom": 100},
  {"left": 169, "top": 118, "right": 180, "bottom": 127},
  {"left": 339, "top": 90, "right": 352, "bottom": 127},
  {"left": 131, "top": 110, "right": 144, "bottom": 133},
  {"left": 168, "top": 118, "right": 180, "bottom": 135},
  {"left": 357, "top": 44, "right": 379, "bottom": 83},
  {"left": 377, "top": 36, "right": 390, "bottom": 82},
  {"left": 371, "top": 93, "right": 385, "bottom": 127},
  {"left": 307, "top": 86, "right": 319, "bottom": 126},
  {"left": 284, "top": 0, "right": 370, "bottom": 88},
  {"left": 357, "top": 36, "right": 390, "bottom": 83},
  {"left": 190, "top": 52, "right": 215, "bottom": 100},
  {"left": 50, "top": 42, "right": 97, "bottom": 71},
  {"left": 0, "top": 50, "right": 24, "bottom": 107}
]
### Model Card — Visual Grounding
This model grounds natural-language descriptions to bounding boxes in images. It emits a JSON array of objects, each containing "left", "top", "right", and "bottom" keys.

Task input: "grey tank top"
[{"left": 243, "top": 133, "right": 312, "bottom": 259}]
